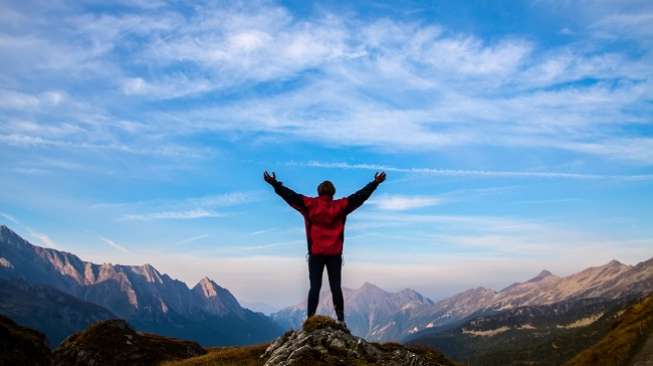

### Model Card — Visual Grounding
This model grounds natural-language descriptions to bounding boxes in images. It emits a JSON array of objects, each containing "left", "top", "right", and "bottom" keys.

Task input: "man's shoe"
[{"left": 337, "top": 320, "right": 348, "bottom": 330}]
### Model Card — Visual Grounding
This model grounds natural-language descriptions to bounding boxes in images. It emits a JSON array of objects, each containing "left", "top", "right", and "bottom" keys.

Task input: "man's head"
[{"left": 317, "top": 180, "right": 336, "bottom": 197}]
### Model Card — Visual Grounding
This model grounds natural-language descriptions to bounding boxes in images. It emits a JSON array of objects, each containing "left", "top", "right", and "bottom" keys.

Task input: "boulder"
[{"left": 261, "top": 315, "right": 455, "bottom": 366}]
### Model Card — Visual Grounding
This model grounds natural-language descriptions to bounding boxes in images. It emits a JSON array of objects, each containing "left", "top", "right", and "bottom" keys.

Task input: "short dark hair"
[{"left": 317, "top": 180, "right": 335, "bottom": 197}]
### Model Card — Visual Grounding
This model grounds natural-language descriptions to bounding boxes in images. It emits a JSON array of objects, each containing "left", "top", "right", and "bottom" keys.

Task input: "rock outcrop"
[
  {"left": 51, "top": 319, "right": 206, "bottom": 366},
  {"left": 261, "top": 315, "right": 456, "bottom": 366},
  {"left": 0, "top": 315, "right": 51, "bottom": 366}
]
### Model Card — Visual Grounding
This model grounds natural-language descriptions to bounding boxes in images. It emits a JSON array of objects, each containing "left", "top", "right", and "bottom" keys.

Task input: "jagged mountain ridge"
[
  {"left": 273, "top": 256, "right": 653, "bottom": 342},
  {"left": 0, "top": 225, "right": 281, "bottom": 345},
  {"left": 272, "top": 281, "right": 434, "bottom": 341},
  {"left": 404, "top": 258, "right": 652, "bottom": 339}
]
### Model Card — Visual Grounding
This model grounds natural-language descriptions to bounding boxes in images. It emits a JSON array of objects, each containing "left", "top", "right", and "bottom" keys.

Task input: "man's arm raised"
[
  {"left": 344, "top": 171, "right": 386, "bottom": 215},
  {"left": 264, "top": 171, "right": 306, "bottom": 213}
]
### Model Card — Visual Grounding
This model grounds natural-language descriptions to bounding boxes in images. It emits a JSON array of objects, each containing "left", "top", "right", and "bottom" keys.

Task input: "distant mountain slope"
[
  {"left": 241, "top": 301, "right": 279, "bottom": 315},
  {"left": 491, "top": 261, "right": 634, "bottom": 310},
  {"left": 0, "top": 279, "right": 116, "bottom": 346},
  {"left": 272, "top": 282, "right": 434, "bottom": 340},
  {"left": 407, "top": 296, "right": 634, "bottom": 365},
  {"left": 0, "top": 225, "right": 282, "bottom": 346},
  {"left": 273, "top": 256, "right": 653, "bottom": 342},
  {"left": 564, "top": 294, "right": 653, "bottom": 366}
]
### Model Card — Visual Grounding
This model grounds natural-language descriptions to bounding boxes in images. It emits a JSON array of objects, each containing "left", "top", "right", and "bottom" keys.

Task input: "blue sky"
[{"left": 0, "top": 0, "right": 652, "bottom": 307}]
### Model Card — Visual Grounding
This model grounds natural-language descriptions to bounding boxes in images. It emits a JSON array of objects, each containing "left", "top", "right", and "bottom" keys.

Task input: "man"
[{"left": 263, "top": 170, "right": 386, "bottom": 325}]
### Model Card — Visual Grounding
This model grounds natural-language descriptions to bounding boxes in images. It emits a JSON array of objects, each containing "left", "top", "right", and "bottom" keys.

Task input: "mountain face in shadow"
[
  {"left": 0, "top": 279, "right": 116, "bottom": 347},
  {"left": 0, "top": 314, "right": 51, "bottom": 366},
  {"left": 0, "top": 225, "right": 282, "bottom": 346}
]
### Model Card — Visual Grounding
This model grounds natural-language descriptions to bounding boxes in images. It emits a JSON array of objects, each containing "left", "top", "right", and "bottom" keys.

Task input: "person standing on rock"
[{"left": 264, "top": 171, "right": 386, "bottom": 325}]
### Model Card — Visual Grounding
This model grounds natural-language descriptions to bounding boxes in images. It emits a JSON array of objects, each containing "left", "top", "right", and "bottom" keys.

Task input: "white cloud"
[
  {"left": 175, "top": 234, "right": 209, "bottom": 245},
  {"left": 119, "top": 209, "right": 224, "bottom": 221},
  {"left": 95, "top": 192, "right": 257, "bottom": 221},
  {"left": 0, "top": 89, "right": 67, "bottom": 110},
  {"left": 370, "top": 194, "right": 442, "bottom": 211},
  {"left": 290, "top": 161, "right": 653, "bottom": 181},
  {"left": 99, "top": 236, "right": 130, "bottom": 253},
  {"left": 1, "top": 1, "right": 652, "bottom": 164},
  {"left": 29, "top": 230, "right": 59, "bottom": 249},
  {"left": 0, "top": 212, "right": 19, "bottom": 225}
]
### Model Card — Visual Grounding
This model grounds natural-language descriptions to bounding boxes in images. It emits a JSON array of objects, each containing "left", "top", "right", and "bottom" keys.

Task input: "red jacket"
[{"left": 272, "top": 180, "right": 380, "bottom": 255}]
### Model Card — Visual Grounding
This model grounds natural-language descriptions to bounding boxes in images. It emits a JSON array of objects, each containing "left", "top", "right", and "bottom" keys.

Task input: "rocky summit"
[
  {"left": 261, "top": 315, "right": 456, "bottom": 366},
  {"left": 51, "top": 319, "right": 206, "bottom": 366}
]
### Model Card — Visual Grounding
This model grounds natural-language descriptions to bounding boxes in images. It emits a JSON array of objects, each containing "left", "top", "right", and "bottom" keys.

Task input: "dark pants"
[{"left": 307, "top": 254, "right": 344, "bottom": 321}]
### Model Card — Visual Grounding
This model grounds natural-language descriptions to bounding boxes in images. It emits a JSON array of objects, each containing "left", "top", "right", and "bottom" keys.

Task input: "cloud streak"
[
  {"left": 369, "top": 194, "right": 442, "bottom": 211},
  {"left": 29, "top": 231, "right": 59, "bottom": 249},
  {"left": 119, "top": 209, "right": 224, "bottom": 221},
  {"left": 99, "top": 236, "right": 130, "bottom": 253},
  {"left": 175, "top": 234, "right": 209, "bottom": 245},
  {"left": 0, "top": 212, "right": 19, "bottom": 225},
  {"left": 289, "top": 161, "right": 653, "bottom": 181}
]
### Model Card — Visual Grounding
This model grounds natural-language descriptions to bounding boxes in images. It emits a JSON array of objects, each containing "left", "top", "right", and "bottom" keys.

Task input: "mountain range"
[
  {"left": 1, "top": 222, "right": 652, "bottom": 358},
  {"left": 272, "top": 255, "right": 653, "bottom": 342},
  {"left": 0, "top": 225, "right": 281, "bottom": 346}
]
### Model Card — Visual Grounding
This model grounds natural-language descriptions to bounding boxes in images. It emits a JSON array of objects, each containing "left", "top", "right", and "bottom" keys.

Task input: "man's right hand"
[
  {"left": 374, "top": 171, "right": 386, "bottom": 184},
  {"left": 264, "top": 171, "right": 278, "bottom": 185}
]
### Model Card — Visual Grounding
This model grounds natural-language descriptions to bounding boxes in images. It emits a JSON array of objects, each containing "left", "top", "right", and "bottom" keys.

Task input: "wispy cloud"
[
  {"left": 289, "top": 161, "right": 653, "bottom": 181},
  {"left": 95, "top": 192, "right": 257, "bottom": 221},
  {"left": 356, "top": 213, "right": 541, "bottom": 232},
  {"left": 175, "top": 234, "right": 209, "bottom": 245},
  {"left": 369, "top": 194, "right": 442, "bottom": 211},
  {"left": 0, "top": 212, "right": 19, "bottom": 225},
  {"left": 1, "top": 1, "right": 651, "bottom": 163},
  {"left": 29, "top": 230, "right": 59, "bottom": 249},
  {"left": 119, "top": 209, "right": 224, "bottom": 221},
  {"left": 99, "top": 236, "right": 130, "bottom": 253},
  {"left": 93, "top": 192, "right": 257, "bottom": 209}
]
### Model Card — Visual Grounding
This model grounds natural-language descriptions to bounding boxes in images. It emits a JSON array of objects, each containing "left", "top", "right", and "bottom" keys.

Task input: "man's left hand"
[{"left": 264, "top": 171, "right": 278, "bottom": 185}]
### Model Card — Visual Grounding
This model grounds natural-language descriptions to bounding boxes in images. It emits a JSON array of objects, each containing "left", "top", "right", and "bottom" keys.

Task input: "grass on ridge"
[
  {"left": 564, "top": 294, "right": 653, "bottom": 366},
  {"left": 161, "top": 344, "right": 268, "bottom": 366}
]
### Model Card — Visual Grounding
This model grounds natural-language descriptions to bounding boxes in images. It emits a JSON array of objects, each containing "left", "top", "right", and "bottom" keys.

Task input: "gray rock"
[{"left": 261, "top": 316, "right": 455, "bottom": 366}]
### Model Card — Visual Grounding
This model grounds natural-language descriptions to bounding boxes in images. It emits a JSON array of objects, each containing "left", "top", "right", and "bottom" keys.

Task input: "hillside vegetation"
[
  {"left": 564, "top": 294, "right": 653, "bottom": 366},
  {"left": 51, "top": 319, "right": 205, "bottom": 366},
  {"left": 407, "top": 297, "right": 629, "bottom": 365},
  {"left": 0, "top": 315, "right": 50, "bottom": 366},
  {"left": 162, "top": 344, "right": 268, "bottom": 366}
]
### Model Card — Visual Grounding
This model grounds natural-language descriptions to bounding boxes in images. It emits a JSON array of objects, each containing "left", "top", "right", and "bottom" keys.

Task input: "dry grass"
[
  {"left": 564, "top": 294, "right": 653, "bottom": 366},
  {"left": 160, "top": 344, "right": 268, "bottom": 366},
  {"left": 302, "top": 315, "right": 347, "bottom": 333}
]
